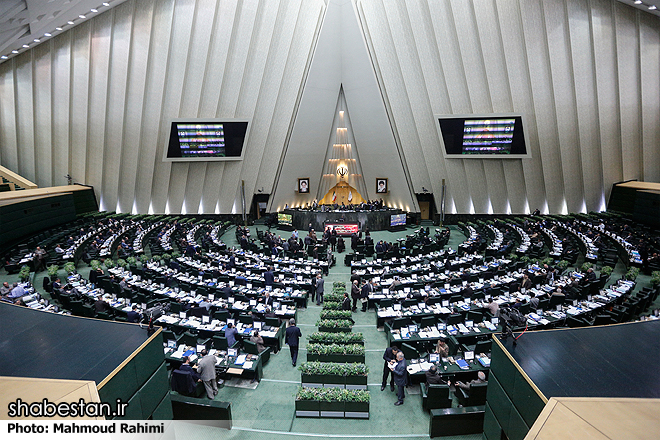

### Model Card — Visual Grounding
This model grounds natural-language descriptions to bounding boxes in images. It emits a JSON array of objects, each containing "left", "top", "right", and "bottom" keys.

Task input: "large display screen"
[
  {"left": 165, "top": 120, "right": 249, "bottom": 161},
  {"left": 438, "top": 115, "right": 528, "bottom": 158},
  {"left": 390, "top": 214, "right": 406, "bottom": 227},
  {"left": 325, "top": 223, "right": 359, "bottom": 236},
  {"left": 278, "top": 213, "right": 292, "bottom": 226}
]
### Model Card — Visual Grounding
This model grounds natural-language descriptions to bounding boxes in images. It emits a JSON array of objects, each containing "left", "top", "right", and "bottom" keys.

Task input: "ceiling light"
[
  {"left": 1, "top": 56, "right": 7, "bottom": 59},
  {"left": 12, "top": 50, "right": 18, "bottom": 53},
  {"left": 103, "top": 2, "right": 110, "bottom": 6},
  {"left": 44, "top": 33, "right": 51, "bottom": 37},
  {"left": 68, "top": 21, "right": 74, "bottom": 25},
  {"left": 91, "top": 8, "right": 98, "bottom": 12},
  {"left": 55, "top": 27, "right": 63, "bottom": 31},
  {"left": 22, "top": 44, "right": 29, "bottom": 48},
  {"left": 649, "top": 5, "right": 657, "bottom": 9},
  {"left": 79, "top": 15, "right": 86, "bottom": 19},
  {"left": 34, "top": 39, "right": 40, "bottom": 42},
  {"left": 634, "top": 0, "right": 643, "bottom": 3}
]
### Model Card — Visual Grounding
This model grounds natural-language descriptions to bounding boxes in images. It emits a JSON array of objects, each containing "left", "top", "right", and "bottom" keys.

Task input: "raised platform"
[
  {"left": 0, "top": 302, "right": 171, "bottom": 420},
  {"left": 483, "top": 320, "right": 660, "bottom": 440},
  {"left": 281, "top": 208, "right": 404, "bottom": 232}
]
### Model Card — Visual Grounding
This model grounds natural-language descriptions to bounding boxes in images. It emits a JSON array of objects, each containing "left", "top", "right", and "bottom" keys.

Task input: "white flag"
[{"left": 348, "top": 190, "right": 353, "bottom": 202}]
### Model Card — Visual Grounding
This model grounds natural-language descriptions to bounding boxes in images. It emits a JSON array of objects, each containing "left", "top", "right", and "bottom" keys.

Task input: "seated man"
[
  {"left": 126, "top": 305, "right": 142, "bottom": 323},
  {"left": 425, "top": 365, "right": 445, "bottom": 387},
  {"left": 435, "top": 339, "right": 449, "bottom": 357},
  {"left": 250, "top": 330, "right": 266, "bottom": 352},
  {"left": 179, "top": 356, "right": 200, "bottom": 381},
  {"left": 7, "top": 283, "right": 26, "bottom": 299},
  {"left": 0, "top": 282, "right": 11, "bottom": 296},
  {"left": 452, "top": 371, "right": 487, "bottom": 396}
]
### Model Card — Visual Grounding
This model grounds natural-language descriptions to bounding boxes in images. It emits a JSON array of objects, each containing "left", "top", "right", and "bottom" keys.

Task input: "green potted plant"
[
  {"left": 160, "top": 253, "right": 171, "bottom": 263},
  {"left": 90, "top": 260, "right": 101, "bottom": 271},
  {"left": 322, "top": 301, "right": 342, "bottom": 310},
  {"left": 139, "top": 254, "right": 150, "bottom": 265},
  {"left": 116, "top": 258, "right": 128, "bottom": 269},
  {"left": 625, "top": 267, "right": 640, "bottom": 281},
  {"left": 63, "top": 261, "right": 76, "bottom": 275},
  {"left": 47, "top": 264, "right": 59, "bottom": 280},
  {"left": 316, "top": 319, "right": 353, "bottom": 333},
  {"left": 651, "top": 271, "right": 660, "bottom": 286},
  {"left": 580, "top": 262, "right": 594, "bottom": 272},
  {"left": 18, "top": 265, "right": 31, "bottom": 282},
  {"left": 295, "top": 387, "right": 321, "bottom": 414},
  {"left": 342, "top": 388, "right": 370, "bottom": 414},
  {"left": 600, "top": 266, "right": 613, "bottom": 278},
  {"left": 319, "top": 310, "right": 353, "bottom": 320},
  {"left": 308, "top": 332, "right": 364, "bottom": 345},
  {"left": 556, "top": 260, "right": 569, "bottom": 271},
  {"left": 104, "top": 259, "right": 116, "bottom": 269}
]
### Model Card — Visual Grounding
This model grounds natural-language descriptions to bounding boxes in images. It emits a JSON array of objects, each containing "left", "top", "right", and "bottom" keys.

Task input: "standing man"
[
  {"left": 360, "top": 279, "right": 372, "bottom": 312},
  {"left": 382, "top": 345, "right": 400, "bottom": 391},
  {"left": 351, "top": 279, "right": 360, "bottom": 312},
  {"left": 196, "top": 349, "right": 217, "bottom": 400},
  {"left": 225, "top": 322, "right": 238, "bottom": 349},
  {"left": 315, "top": 273, "right": 324, "bottom": 306},
  {"left": 264, "top": 266, "right": 275, "bottom": 287},
  {"left": 392, "top": 351, "right": 408, "bottom": 406},
  {"left": 285, "top": 318, "right": 302, "bottom": 367}
]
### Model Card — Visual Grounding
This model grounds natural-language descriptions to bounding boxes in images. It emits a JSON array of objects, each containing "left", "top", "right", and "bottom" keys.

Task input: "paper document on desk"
[
  {"left": 242, "top": 361, "right": 253, "bottom": 369},
  {"left": 406, "top": 364, "right": 422, "bottom": 374},
  {"left": 235, "top": 355, "right": 247, "bottom": 365},
  {"left": 392, "top": 334, "right": 401, "bottom": 340},
  {"left": 418, "top": 361, "right": 433, "bottom": 371}
]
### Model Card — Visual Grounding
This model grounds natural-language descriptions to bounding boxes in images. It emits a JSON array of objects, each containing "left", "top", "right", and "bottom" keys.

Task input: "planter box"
[
  {"left": 344, "top": 401, "right": 369, "bottom": 419},
  {"left": 310, "top": 339, "right": 364, "bottom": 346},
  {"left": 320, "top": 400, "right": 344, "bottom": 418},
  {"left": 344, "top": 375, "right": 368, "bottom": 386},
  {"left": 318, "top": 326, "right": 352, "bottom": 333},
  {"left": 295, "top": 399, "right": 320, "bottom": 418},
  {"left": 306, "top": 353, "right": 365, "bottom": 363}
]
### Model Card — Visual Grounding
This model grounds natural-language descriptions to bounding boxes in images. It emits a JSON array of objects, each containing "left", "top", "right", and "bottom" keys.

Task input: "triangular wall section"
[{"left": 268, "top": 0, "right": 417, "bottom": 212}]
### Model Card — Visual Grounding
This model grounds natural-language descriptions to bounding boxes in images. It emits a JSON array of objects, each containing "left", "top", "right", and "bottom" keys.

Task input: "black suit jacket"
[
  {"left": 264, "top": 271, "right": 275, "bottom": 286},
  {"left": 127, "top": 310, "right": 141, "bottom": 323},
  {"left": 285, "top": 325, "right": 302, "bottom": 347}
]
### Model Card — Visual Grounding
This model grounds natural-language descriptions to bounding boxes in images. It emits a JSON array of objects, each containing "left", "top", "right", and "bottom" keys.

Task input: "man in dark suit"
[
  {"left": 425, "top": 365, "right": 445, "bottom": 387},
  {"left": 392, "top": 351, "right": 408, "bottom": 406},
  {"left": 315, "top": 273, "right": 324, "bottom": 306},
  {"left": 351, "top": 280, "right": 360, "bottom": 312},
  {"left": 285, "top": 318, "right": 302, "bottom": 367},
  {"left": 179, "top": 356, "right": 200, "bottom": 381},
  {"left": 382, "top": 345, "right": 399, "bottom": 391},
  {"left": 127, "top": 305, "right": 141, "bottom": 323},
  {"left": 342, "top": 292, "right": 351, "bottom": 311},
  {"left": 220, "top": 284, "right": 233, "bottom": 300},
  {"left": 264, "top": 266, "right": 275, "bottom": 287},
  {"left": 360, "top": 280, "right": 372, "bottom": 312}
]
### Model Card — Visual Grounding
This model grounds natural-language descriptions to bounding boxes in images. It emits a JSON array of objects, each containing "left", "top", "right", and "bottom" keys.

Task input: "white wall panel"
[
  {"left": 117, "top": 0, "right": 153, "bottom": 215},
  {"left": 14, "top": 52, "right": 35, "bottom": 182},
  {"left": 0, "top": 62, "right": 18, "bottom": 172},
  {"left": 614, "top": 3, "right": 642, "bottom": 182},
  {"left": 32, "top": 43, "right": 52, "bottom": 188},
  {"left": 639, "top": 13, "right": 660, "bottom": 183},
  {"left": 1, "top": 0, "right": 658, "bottom": 216}
]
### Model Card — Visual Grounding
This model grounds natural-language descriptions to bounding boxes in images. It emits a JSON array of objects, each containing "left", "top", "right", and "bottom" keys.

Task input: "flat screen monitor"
[
  {"left": 437, "top": 115, "right": 528, "bottom": 158},
  {"left": 278, "top": 213, "right": 292, "bottom": 226},
  {"left": 254, "top": 322, "right": 263, "bottom": 330},
  {"left": 165, "top": 119, "right": 249, "bottom": 161},
  {"left": 390, "top": 214, "right": 406, "bottom": 227},
  {"left": 228, "top": 348, "right": 237, "bottom": 357},
  {"left": 196, "top": 344, "right": 206, "bottom": 354},
  {"left": 409, "top": 324, "right": 418, "bottom": 333},
  {"left": 429, "top": 353, "right": 440, "bottom": 363},
  {"left": 465, "top": 320, "right": 474, "bottom": 328},
  {"left": 491, "top": 317, "right": 499, "bottom": 326},
  {"left": 167, "top": 340, "right": 176, "bottom": 349},
  {"left": 464, "top": 351, "right": 475, "bottom": 361}
]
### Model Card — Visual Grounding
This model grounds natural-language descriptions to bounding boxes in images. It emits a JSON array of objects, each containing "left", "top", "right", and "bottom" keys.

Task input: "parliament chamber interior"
[{"left": 1, "top": 0, "right": 660, "bottom": 439}]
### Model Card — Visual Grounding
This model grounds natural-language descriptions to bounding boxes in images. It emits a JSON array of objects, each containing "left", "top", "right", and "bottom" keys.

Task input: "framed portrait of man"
[
  {"left": 376, "top": 178, "right": 388, "bottom": 194},
  {"left": 298, "top": 178, "right": 310, "bottom": 194}
]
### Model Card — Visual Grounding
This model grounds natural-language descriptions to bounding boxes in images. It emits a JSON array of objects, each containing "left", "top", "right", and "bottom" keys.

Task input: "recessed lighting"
[
  {"left": 44, "top": 33, "right": 52, "bottom": 37},
  {"left": 91, "top": 8, "right": 98, "bottom": 13},
  {"left": 650, "top": 5, "right": 657, "bottom": 9},
  {"left": 34, "top": 39, "right": 40, "bottom": 42},
  {"left": 12, "top": 50, "right": 18, "bottom": 53},
  {"left": 1, "top": 55, "right": 7, "bottom": 59},
  {"left": 68, "top": 21, "right": 75, "bottom": 25},
  {"left": 103, "top": 2, "right": 110, "bottom": 6},
  {"left": 634, "top": 0, "right": 643, "bottom": 3},
  {"left": 55, "top": 27, "right": 63, "bottom": 31},
  {"left": 22, "top": 44, "right": 29, "bottom": 48},
  {"left": 79, "top": 15, "right": 86, "bottom": 19}
]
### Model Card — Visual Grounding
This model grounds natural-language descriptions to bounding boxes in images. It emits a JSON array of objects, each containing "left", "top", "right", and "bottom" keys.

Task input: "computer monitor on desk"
[
  {"left": 465, "top": 320, "right": 473, "bottom": 328},
  {"left": 464, "top": 351, "right": 474, "bottom": 361},
  {"left": 429, "top": 353, "right": 440, "bottom": 363},
  {"left": 228, "top": 348, "right": 237, "bottom": 357},
  {"left": 196, "top": 344, "right": 206, "bottom": 354},
  {"left": 491, "top": 317, "right": 499, "bottom": 326}
]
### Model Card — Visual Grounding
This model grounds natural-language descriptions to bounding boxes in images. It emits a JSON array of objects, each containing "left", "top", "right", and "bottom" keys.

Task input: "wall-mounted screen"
[
  {"left": 390, "top": 214, "right": 406, "bottom": 227},
  {"left": 278, "top": 213, "right": 292, "bottom": 226},
  {"left": 437, "top": 115, "right": 528, "bottom": 158},
  {"left": 325, "top": 222, "right": 359, "bottom": 236},
  {"left": 164, "top": 119, "right": 249, "bottom": 162}
]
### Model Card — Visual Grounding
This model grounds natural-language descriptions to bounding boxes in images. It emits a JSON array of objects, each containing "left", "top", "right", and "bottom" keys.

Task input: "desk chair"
[
  {"left": 420, "top": 316, "right": 436, "bottom": 329},
  {"left": 243, "top": 340, "right": 271, "bottom": 366},
  {"left": 380, "top": 298, "right": 393, "bottom": 309},
  {"left": 420, "top": 383, "right": 452, "bottom": 411},
  {"left": 171, "top": 369, "right": 205, "bottom": 397},
  {"left": 455, "top": 381, "right": 488, "bottom": 407},
  {"left": 462, "top": 339, "right": 492, "bottom": 355},
  {"left": 446, "top": 314, "right": 463, "bottom": 326},
  {"left": 467, "top": 311, "right": 483, "bottom": 324},
  {"left": 214, "top": 309, "right": 229, "bottom": 322},
  {"left": 162, "top": 329, "right": 182, "bottom": 345},
  {"left": 401, "top": 343, "right": 420, "bottom": 360}
]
